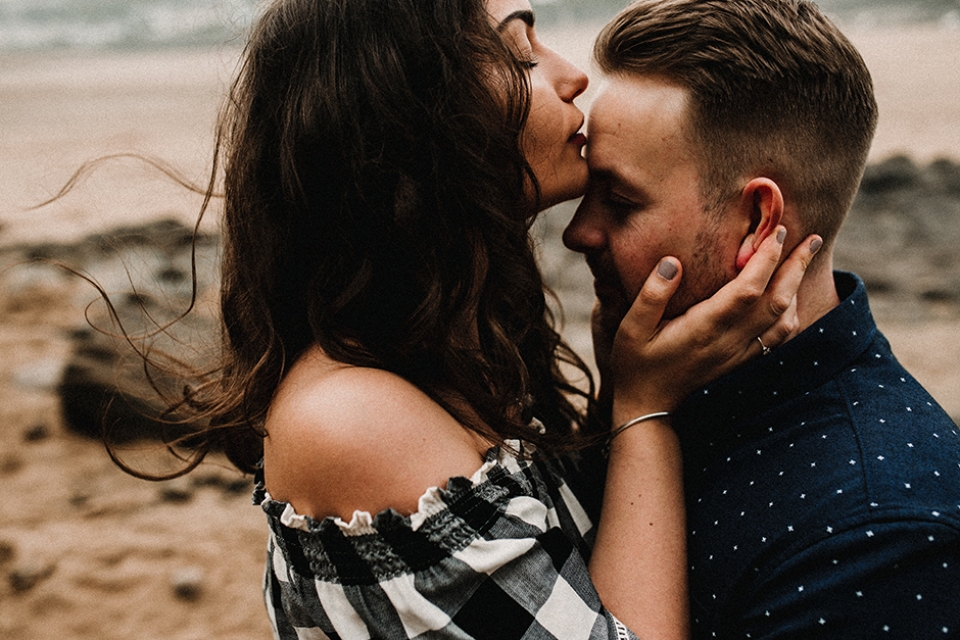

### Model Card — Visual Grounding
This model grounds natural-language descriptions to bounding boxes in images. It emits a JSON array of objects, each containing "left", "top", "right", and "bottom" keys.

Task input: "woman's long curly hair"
[{"left": 124, "top": 0, "right": 597, "bottom": 476}]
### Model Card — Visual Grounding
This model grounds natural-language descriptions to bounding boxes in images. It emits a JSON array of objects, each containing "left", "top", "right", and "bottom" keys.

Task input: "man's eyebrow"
[
  {"left": 496, "top": 10, "right": 535, "bottom": 32},
  {"left": 590, "top": 166, "right": 649, "bottom": 199},
  {"left": 588, "top": 167, "right": 621, "bottom": 184}
]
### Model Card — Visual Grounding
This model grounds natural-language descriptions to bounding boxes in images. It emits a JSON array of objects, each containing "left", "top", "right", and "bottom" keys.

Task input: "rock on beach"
[{"left": 836, "top": 155, "right": 960, "bottom": 320}]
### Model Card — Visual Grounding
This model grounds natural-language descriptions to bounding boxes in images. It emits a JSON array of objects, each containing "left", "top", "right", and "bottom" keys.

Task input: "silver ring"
[{"left": 757, "top": 336, "right": 772, "bottom": 356}]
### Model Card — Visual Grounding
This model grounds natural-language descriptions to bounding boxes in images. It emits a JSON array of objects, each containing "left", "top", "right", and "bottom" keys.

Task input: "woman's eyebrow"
[{"left": 496, "top": 10, "right": 535, "bottom": 32}]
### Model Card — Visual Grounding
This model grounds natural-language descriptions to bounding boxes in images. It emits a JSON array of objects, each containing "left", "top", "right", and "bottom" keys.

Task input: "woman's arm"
[
  {"left": 591, "top": 412, "right": 688, "bottom": 639},
  {"left": 590, "top": 228, "right": 822, "bottom": 638}
]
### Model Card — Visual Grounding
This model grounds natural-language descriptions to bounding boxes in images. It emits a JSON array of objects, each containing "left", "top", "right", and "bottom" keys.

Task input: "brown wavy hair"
[{"left": 108, "top": 0, "right": 598, "bottom": 477}]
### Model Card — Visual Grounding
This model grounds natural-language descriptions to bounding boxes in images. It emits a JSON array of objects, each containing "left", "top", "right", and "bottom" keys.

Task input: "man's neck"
[{"left": 794, "top": 255, "right": 840, "bottom": 335}]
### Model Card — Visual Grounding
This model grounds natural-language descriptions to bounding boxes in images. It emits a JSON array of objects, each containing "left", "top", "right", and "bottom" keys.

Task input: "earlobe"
[{"left": 735, "top": 178, "right": 784, "bottom": 271}]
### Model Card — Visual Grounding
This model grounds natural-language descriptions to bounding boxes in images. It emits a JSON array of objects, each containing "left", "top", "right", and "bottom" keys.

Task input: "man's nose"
[{"left": 562, "top": 202, "right": 604, "bottom": 253}]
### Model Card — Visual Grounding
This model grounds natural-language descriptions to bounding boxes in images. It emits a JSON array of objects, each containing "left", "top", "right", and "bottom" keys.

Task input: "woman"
[{"left": 114, "top": 0, "right": 817, "bottom": 637}]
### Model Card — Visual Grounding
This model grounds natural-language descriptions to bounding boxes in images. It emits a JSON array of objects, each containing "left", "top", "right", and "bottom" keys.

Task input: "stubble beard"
[
  {"left": 662, "top": 227, "right": 729, "bottom": 320},
  {"left": 601, "top": 225, "right": 728, "bottom": 327}
]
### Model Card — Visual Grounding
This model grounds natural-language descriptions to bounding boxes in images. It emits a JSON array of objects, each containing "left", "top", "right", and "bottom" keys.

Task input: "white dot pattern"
[{"left": 676, "top": 274, "right": 960, "bottom": 638}]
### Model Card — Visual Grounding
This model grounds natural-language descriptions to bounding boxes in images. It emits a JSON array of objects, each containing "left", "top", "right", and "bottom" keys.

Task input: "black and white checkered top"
[{"left": 253, "top": 440, "right": 636, "bottom": 639}]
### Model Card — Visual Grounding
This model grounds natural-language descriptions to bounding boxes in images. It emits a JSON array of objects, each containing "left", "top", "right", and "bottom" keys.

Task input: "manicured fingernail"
[
  {"left": 658, "top": 259, "right": 678, "bottom": 280},
  {"left": 776, "top": 228, "right": 786, "bottom": 244},
  {"left": 810, "top": 237, "right": 823, "bottom": 254}
]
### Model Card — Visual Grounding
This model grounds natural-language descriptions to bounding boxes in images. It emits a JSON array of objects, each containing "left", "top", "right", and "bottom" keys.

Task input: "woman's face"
[{"left": 487, "top": 0, "right": 590, "bottom": 212}]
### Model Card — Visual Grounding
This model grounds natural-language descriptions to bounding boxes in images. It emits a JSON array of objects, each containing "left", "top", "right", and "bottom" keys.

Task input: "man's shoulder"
[
  {"left": 832, "top": 328, "right": 955, "bottom": 432},
  {"left": 685, "top": 354, "right": 960, "bottom": 528},
  {"left": 786, "top": 340, "right": 960, "bottom": 515}
]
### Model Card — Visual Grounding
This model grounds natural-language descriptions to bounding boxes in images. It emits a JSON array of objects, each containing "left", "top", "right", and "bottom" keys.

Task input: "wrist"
[
  {"left": 612, "top": 397, "right": 674, "bottom": 428},
  {"left": 605, "top": 411, "right": 673, "bottom": 456}
]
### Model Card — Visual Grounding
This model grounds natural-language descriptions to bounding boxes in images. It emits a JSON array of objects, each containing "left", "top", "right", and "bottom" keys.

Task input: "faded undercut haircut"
[{"left": 596, "top": 0, "right": 878, "bottom": 246}]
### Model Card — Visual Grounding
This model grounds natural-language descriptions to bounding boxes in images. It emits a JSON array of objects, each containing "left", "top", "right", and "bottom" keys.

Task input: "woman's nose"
[
  {"left": 561, "top": 60, "right": 589, "bottom": 102},
  {"left": 547, "top": 47, "right": 588, "bottom": 103}
]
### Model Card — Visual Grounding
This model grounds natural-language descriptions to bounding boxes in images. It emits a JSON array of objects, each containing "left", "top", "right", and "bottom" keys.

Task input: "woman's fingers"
[
  {"left": 740, "top": 233, "right": 822, "bottom": 360},
  {"left": 699, "top": 226, "right": 788, "bottom": 329},
  {"left": 615, "top": 257, "right": 683, "bottom": 346},
  {"left": 764, "top": 234, "right": 824, "bottom": 325},
  {"left": 723, "top": 232, "right": 822, "bottom": 348},
  {"left": 757, "top": 293, "right": 799, "bottom": 355},
  {"left": 607, "top": 228, "right": 823, "bottom": 414}
]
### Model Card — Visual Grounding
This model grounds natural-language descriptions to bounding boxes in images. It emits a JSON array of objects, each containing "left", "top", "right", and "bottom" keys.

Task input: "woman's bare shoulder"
[{"left": 262, "top": 346, "right": 489, "bottom": 520}]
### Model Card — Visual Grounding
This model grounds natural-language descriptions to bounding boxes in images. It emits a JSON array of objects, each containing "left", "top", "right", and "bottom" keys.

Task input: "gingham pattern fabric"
[{"left": 254, "top": 442, "right": 636, "bottom": 639}]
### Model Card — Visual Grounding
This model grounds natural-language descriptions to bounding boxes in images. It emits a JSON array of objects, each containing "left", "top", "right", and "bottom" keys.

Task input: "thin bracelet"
[{"left": 606, "top": 411, "right": 672, "bottom": 446}]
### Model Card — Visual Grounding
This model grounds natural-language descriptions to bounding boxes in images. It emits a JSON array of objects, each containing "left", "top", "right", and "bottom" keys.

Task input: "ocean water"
[
  {"left": 0, "top": 0, "right": 260, "bottom": 52},
  {"left": 0, "top": 0, "right": 957, "bottom": 53}
]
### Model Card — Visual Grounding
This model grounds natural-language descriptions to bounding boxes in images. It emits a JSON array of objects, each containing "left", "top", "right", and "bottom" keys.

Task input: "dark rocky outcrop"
[
  {"left": 835, "top": 155, "right": 960, "bottom": 321},
  {"left": 2, "top": 218, "right": 221, "bottom": 444}
]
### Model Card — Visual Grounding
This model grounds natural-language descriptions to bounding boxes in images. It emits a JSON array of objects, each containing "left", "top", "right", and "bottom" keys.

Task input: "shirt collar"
[{"left": 673, "top": 271, "right": 876, "bottom": 455}]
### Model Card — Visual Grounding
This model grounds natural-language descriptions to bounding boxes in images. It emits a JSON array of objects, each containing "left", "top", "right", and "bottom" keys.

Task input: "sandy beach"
[{"left": 1, "top": 21, "right": 958, "bottom": 640}]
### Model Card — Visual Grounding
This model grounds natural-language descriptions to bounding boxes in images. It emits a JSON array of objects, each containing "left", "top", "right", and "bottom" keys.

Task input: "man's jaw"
[{"left": 586, "top": 257, "right": 630, "bottom": 329}]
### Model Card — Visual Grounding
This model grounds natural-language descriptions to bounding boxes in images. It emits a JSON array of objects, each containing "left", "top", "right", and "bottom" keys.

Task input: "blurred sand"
[{"left": 1, "top": 22, "right": 959, "bottom": 640}]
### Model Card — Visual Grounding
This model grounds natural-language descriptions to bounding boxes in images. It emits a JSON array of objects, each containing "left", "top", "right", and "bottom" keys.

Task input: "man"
[{"left": 564, "top": 0, "right": 960, "bottom": 637}]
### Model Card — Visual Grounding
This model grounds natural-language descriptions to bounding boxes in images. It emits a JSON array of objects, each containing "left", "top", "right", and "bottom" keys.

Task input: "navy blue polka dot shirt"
[{"left": 674, "top": 272, "right": 960, "bottom": 639}]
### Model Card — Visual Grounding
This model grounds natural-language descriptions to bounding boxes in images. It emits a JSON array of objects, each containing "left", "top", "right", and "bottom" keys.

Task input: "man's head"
[{"left": 564, "top": 0, "right": 877, "bottom": 324}]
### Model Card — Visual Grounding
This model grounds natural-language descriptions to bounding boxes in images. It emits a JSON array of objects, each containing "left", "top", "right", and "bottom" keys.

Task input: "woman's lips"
[{"left": 568, "top": 132, "right": 587, "bottom": 147}]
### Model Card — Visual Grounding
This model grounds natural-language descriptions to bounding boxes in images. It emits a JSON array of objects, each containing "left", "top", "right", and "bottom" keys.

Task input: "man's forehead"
[
  {"left": 586, "top": 75, "right": 694, "bottom": 183},
  {"left": 592, "top": 74, "right": 690, "bottom": 121}
]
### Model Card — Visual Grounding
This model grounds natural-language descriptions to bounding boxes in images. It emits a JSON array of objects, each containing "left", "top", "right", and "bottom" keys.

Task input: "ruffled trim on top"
[
  {"left": 255, "top": 439, "right": 530, "bottom": 536},
  {"left": 255, "top": 440, "right": 550, "bottom": 584}
]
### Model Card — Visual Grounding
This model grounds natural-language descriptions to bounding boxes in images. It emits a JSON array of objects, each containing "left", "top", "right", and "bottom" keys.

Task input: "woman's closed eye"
[{"left": 496, "top": 9, "right": 540, "bottom": 70}]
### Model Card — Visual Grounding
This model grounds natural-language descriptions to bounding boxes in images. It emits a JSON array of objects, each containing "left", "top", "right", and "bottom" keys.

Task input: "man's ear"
[{"left": 734, "top": 178, "right": 784, "bottom": 271}]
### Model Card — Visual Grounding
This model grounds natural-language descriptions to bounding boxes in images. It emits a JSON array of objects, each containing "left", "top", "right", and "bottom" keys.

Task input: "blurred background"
[
  {"left": 1, "top": 0, "right": 958, "bottom": 53},
  {"left": 1, "top": 1, "right": 958, "bottom": 638}
]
